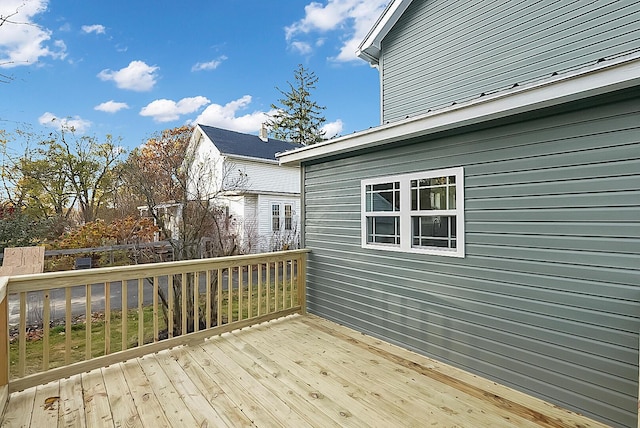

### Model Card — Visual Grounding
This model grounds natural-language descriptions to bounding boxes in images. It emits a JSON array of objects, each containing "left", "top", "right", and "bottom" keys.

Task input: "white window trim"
[{"left": 361, "top": 167, "right": 465, "bottom": 258}]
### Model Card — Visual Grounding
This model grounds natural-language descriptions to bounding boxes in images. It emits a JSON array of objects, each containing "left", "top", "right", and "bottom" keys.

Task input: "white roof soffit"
[
  {"left": 277, "top": 53, "right": 640, "bottom": 167},
  {"left": 356, "top": 0, "right": 414, "bottom": 65}
]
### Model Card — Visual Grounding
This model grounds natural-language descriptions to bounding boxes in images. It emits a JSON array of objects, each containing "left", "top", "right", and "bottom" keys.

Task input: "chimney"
[{"left": 259, "top": 123, "right": 268, "bottom": 142}]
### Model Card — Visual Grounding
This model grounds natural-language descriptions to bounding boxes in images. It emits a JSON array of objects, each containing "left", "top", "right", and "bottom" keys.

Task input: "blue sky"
[{"left": 0, "top": 0, "right": 388, "bottom": 151}]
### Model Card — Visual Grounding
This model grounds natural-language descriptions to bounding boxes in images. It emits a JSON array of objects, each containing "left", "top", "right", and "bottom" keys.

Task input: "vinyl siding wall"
[
  {"left": 302, "top": 95, "right": 640, "bottom": 427},
  {"left": 381, "top": 0, "right": 640, "bottom": 123}
]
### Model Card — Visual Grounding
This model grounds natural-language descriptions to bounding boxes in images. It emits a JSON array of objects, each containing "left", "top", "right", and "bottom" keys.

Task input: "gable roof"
[
  {"left": 197, "top": 124, "right": 302, "bottom": 162},
  {"left": 357, "top": 0, "right": 413, "bottom": 65}
]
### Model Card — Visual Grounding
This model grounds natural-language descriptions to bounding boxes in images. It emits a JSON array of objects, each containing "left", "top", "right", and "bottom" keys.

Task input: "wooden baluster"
[
  {"left": 205, "top": 270, "right": 211, "bottom": 329},
  {"left": 282, "top": 260, "right": 287, "bottom": 309},
  {"left": 217, "top": 269, "right": 222, "bottom": 327},
  {"left": 227, "top": 268, "right": 233, "bottom": 323},
  {"left": 18, "top": 292, "right": 25, "bottom": 377},
  {"left": 122, "top": 280, "right": 128, "bottom": 351},
  {"left": 85, "top": 286, "right": 91, "bottom": 360},
  {"left": 105, "top": 282, "right": 111, "bottom": 355},
  {"left": 266, "top": 262, "right": 271, "bottom": 314},
  {"left": 43, "top": 289, "right": 50, "bottom": 370},
  {"left": 181, "top": 273, "right": 187, "bottom": 335},
  {"left": 290, "top": 258, "right": 295, "bottom": 308},
  {"left": 137, "top": 278, "right": 143, "bottom": 347},
  {"left": 168, "top": 275, "right": 174, "bottom": 338},
  {"left": 153, "top": 276, "right": 159, "bottom": 342},
  {"left": 247, "top": 264, "right": 253, "bottom": 319},
  {"left": 65, "top": 287, "right": 72, "bottom": 365},
  {"left": 257, "top": 263, "right": 262, "bottom": 316},
  {"left": 193, "top": 272, "right": 199, "bottom": 333},
  {"left": 274, "top": 261, "right": 279, "bottom": 312},
  {"left": 238, "top": 267, "right": 243, "bottom": 322}
]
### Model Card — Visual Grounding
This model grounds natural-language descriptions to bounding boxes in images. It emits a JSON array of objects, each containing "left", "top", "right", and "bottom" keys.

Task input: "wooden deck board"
[
  {"left": 30, "top": 380, "right": 60, "bottom": 427},
  {"left": 1, "top": 314, "right": 612, "bottom": 428},
  {"left": 81, "top": 370, "right": 113, "bottom": 427},
  {"left": 101, "top": 364, "right": 141, "bottom": 427},
  {"left": 1, "top": 387, "right": 36, "bottom": 427}
]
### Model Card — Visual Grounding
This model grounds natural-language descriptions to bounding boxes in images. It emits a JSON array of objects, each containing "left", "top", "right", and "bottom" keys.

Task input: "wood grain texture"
[{"left": 1, "top": 314, "right": 611, "bottom": 427}]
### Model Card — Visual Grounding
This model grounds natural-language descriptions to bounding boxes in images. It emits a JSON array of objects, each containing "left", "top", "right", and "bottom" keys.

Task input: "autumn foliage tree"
[
  {"left": 124, "top": 125, "right": 248, "bottom": 334},
  {"left": 1, "top": 126, "right": 126, "bottom": 227}
]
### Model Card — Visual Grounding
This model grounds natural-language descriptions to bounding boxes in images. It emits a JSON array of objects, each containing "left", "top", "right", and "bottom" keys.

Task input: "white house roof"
[
  {"left": 277, "top": 52, "right": 640, "bottom": 167},
  {"left": 356, "top": 0, "right": 414, "bottom": 65}
]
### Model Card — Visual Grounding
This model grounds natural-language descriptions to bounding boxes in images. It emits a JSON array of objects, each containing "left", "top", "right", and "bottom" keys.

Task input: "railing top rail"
[{"left": 6, "top": 249, "right": 310, "bottom": 294}]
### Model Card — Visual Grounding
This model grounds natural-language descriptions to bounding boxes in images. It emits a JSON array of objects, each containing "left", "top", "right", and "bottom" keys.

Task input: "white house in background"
[{"left": 186, "top": 124, "right": 302, "bottom": 253}]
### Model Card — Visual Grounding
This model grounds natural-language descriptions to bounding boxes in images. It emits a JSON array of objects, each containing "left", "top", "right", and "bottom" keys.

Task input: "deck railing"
[{"left": 0, "top": 249, "right": 308, "bottom": 396}]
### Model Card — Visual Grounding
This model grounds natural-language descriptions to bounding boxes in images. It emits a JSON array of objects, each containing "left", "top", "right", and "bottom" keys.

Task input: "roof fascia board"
[
  {"left": 356, "top": 0, "right": 414, "bottom": 65},
  {"left": 278, "top": 54, "right": 640, "bottom": 166},
  {"left": 225, "top": 153, "right": 284, "bottom": 165}
]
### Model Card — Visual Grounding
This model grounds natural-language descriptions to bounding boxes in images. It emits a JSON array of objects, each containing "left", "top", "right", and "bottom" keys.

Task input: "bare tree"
[{"left": 124, "top": 125, "right": 249, "bottom": 334}]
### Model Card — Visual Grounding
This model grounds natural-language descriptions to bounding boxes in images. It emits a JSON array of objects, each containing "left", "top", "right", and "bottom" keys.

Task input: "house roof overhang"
[
  {"left": 277, "top": 52, "right": 640, "bottom": 167},
  {"left": 356, "top": 0, "right": 414, "bottom": 66}
]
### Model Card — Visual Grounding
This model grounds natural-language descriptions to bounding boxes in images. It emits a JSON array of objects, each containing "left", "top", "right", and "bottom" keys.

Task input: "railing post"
[
  {"left": 0, "top": 276, "right": 10, "bottom": 418},
  {"left": 298, "top": 253, "right": 307, "bottom": 315}
]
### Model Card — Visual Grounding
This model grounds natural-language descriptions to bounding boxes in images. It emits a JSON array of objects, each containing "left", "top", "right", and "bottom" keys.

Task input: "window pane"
[
  {"left": 372, "top": 183, "right": 394, "bottom": 191},
  {"left": 411, "top": 188, "right": 417, "bottom": 210},
  {"left": 272, "top": 204, "right": 280, "bottom": 231},
  {"left": 284, "top": 204, "right": 292, "bottom": 230},
  {"left": 373, "top": 191, "right": 394, "bottom": 211},
  {"left": 367, "top": 181, "right": 400, "bottom": 212},
  {"left": 448, "top": 186, "right": 456, "bottom": 210},
  {"left": 367, "top": 216, "right": 400, "bottom": 245},
  {"left": 412, "top": 215, "right": 456, "bottom": 249},
  {"left": 419, "top": 187, "right": 447, "bottom": 210}
]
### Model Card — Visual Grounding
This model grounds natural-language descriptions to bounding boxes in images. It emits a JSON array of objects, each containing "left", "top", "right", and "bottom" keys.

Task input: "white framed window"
[
  {"left": 271, "top": 202, "right": 295, "bottom": 232},
  {"left": 284, "top": 204, "right": 293, "bottom": 230},
  {"left": 272, "top": 204, "right": 280, "bottom": 232},
  {"left": 361, "top": 167, "right": 465, "bottom": 257}
]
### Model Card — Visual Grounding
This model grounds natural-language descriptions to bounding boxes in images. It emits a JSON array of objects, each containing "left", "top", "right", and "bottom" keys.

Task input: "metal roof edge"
[{"left": 278, "top": 52, "right": 640, "bottom": 166}]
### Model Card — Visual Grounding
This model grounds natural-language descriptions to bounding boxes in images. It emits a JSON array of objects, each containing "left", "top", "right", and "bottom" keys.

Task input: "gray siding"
[
  {"left": 381, "top": 0, "right": 640, "bottom": 123},
  {"left": 302, "top": 95, "right": 640, "bottom": 427}
]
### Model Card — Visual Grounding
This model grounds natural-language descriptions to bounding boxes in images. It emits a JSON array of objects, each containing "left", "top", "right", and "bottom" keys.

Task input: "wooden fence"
[{"left": 0, "top": 249, "right": 308, "bottom": 395}]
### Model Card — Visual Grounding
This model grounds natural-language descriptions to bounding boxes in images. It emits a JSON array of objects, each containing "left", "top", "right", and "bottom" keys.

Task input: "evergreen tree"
[{"left": 267, "top": 64, "right": 327, "bottom": 145}]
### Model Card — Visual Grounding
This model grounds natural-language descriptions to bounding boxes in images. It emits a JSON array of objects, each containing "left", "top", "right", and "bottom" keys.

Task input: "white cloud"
[
  {"left": 140, "top": 96, "right": 210, "bottom": 122},
  {"left": 285, "top": 0, "right": 388, "bottom": 62},
  {"left": 0, "top": 0, "right": 68, "bottom": 68},
  {"left": 191, "top": 55, "right": 227, "bottom": 72},
  {"left": 290, "top": 41, "right": 312, "bottom": 55},
  {"left": 94, "top": 100, "right": 129, "bottom": 113},
  {"left": 81, "top": 24, "right": 106, "bottom": 35},
  {"left": 192, "top": 95, "right": 274, "bottom": 133},
  {"left": 322, "top": 119, "right": 343, "bottom": 139},
  {"left": 38, "top": 112, "right": 91, "bottom": 133},
  {"left": 97, "top": 60, "right": 159, "bottom": 92}
]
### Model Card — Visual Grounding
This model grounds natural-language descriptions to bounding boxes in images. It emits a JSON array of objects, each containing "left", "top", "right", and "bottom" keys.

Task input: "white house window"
[
  {"left": 272, "top": 204, "right": 280, "bottom": 232},
  {"left": 361, "top": 167, "right": 465, "bottom": 257},
  {"left": 271, "top": 202, "right": 295, "bottom": 232},
  {"left": 284, "top": 204, "right": 293, "bottom": 230}
]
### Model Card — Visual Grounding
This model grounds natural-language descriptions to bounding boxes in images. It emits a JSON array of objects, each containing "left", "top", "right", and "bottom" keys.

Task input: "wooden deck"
[{"left": 1, "top": 314, "right": 609, "bottom": 428}]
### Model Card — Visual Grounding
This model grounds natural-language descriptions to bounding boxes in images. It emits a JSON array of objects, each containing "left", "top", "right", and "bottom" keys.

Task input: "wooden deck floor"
[{"left": 1, "top": 314, "right": 610, "bottom": 428}]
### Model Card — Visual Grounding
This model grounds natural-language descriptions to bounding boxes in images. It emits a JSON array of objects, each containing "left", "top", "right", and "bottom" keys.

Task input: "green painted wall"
[
  {"left": 302, "top": 94, "right": 640, "bottom": 427},
  {"left": 381, "top": 0, "right": 640, "bottom": 123}
]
